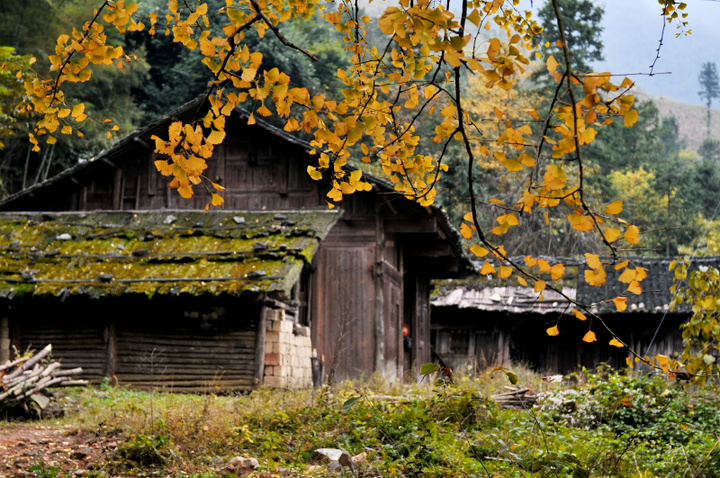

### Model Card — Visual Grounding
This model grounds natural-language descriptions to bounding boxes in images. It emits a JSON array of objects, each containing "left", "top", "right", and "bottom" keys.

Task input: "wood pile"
[
  {"left": 491, "top": 387, "right": 538, "bottom": 409},
  {"left": 0, "top": 344, "right": 87, "bottom": 417}
]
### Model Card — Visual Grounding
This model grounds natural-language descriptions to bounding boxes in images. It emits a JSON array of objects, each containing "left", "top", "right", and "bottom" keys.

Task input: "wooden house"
[
  {"left": 431, "top": 257, "right": 699, "bottom": 374},
  {"left": 0, "top": 97, "right": 471, "bottom": 391}
]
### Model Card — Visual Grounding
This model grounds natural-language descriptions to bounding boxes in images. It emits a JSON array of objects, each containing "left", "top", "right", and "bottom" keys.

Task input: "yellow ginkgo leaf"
[
  {"left": 582, "top": 330, "right": 597, "bottom": 343},
  {"left": 624, "top": 225, "right": 641, "bottom": 245},
  {"left": 498, "top": 265, "right": 513, "bottom": 279},
  {"left": 624, "top": 109, "right": 639, "bottom": 127},
  {"left": 609, "top": 338, "right": 625, "bottom": 348},
  {"left": 655, "top": 354, "right": 671, "bottom": 374},
  {"left": 546, "top": 325, "right": 560, "bottom": 337},
  {"left": 627, "top": 280, "right": 643, "bottom": 295},
  {"left": 211, "top": 193, "right": 224, "bottom": 207},
  {"left": 605, "top": 228, "right": 622, "bottom": 243},
  {"left": 546, "top": 55, "right": 558, "bottom": 74},
  {"left": 584, "top": 267, "right": 607, "bottom": 287},
  {"left": 605, "top": 200, "right": 623, "bottom": 215},
  {"left": 585, "top": 253, "right": 602, "bottom": 270},
  {"left": 618, "top": 268, "right": 637, "bottom": 283},
  {"left": 612, "top": 296, "right": 628, "bottom": 311},
  {"left": 614, "top": 260, "right": 630, "bottom": 271},
  {"left": 572, "top": 309, "right": 587, "bottom": 321},
  {"left": 307, "top": 166, "right": 323, "bottom": 181},
  {"left": 534, "top": 280, "right": 546, "bottom": 293},
  {"left": 470, "top": 245, "right": 489, "bottom": 257},
  {"left": 206, "top": 129, "right": 225, "bottom": 145},
  {"left": 480, "top": 261, "right": 496, "bottom": 275},
  {"left": 551, "top": 264, "right": 566, "bottom": 281}
]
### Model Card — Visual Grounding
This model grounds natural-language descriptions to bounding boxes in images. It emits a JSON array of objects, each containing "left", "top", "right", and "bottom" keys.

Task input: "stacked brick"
[{"left": 263, "top": 308, "right": 313, "bottom": 388}]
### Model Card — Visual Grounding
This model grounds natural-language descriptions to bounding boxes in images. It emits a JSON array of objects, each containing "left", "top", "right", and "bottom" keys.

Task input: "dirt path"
[{"left": 0, "top": 425, "right": 119, "bottom": 477}]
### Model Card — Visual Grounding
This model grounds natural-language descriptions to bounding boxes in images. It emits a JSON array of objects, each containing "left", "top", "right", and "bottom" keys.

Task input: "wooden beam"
[
  {"left": 101, "top": 157, "right": 119, "bottom": 169},
  {"left": 0, "top": 317, "right": 9, "bottom": 364},
  {"left": 384, "top": 216, "right": 437, "bottom": 234},
  {"left": 404, "top": 256, "right": 462, "bottom": 278},
  {"left": 133, "top": 135, "right": 155, "bottom": 151},
  {"left": 403, "top": 240, "right": 455, "bottom": 257}
]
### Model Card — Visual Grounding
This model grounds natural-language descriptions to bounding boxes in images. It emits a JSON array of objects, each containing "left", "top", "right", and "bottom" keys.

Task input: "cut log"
[
  {"left": 0, "top": 344, "right": 87, "bottom": 418},
  {"left": 491, "top": 387, "right": 538, "bottom": 409}
]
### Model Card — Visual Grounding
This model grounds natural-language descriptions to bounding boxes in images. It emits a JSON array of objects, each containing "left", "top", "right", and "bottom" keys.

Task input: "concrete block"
[
  {"left": 265, "top": 330, "right": 279, "bottom": 342},
  {"left": 263, "top": 375, "right": 286, "bottom": 388},
  {"left": 266, "top": 309, "right": 284, "bottom": 322},
  {"left": 265, "top": 353, "right": 280, "bottom": 366},
  {"left": 280, "top": 320, "right": 294, "bottom": 333}
]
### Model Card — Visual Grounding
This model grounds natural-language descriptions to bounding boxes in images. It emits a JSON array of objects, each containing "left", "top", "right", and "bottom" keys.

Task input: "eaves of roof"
[
  {"left": 431, "top": 285, "right": 576, "bottom": 315},
  {"left": 0, "top": 209, "right": 339, "bottom": 299},
  {"left": 434, "top": 256, "right": 720, "bottom": 316}
]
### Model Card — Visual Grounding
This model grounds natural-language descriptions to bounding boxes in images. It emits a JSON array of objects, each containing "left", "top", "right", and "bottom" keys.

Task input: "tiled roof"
[
  {"left": 433, "top": 256, "right": 720, "bottom": 315},
  {"left": 0, "top": 210, "right": 339, "bottom": 299},
  {"left": 578, "top": 256, "right": 720, "bottom": 314},
  {"left": 431, "top": 285, "right": 576, "bottom": 314}
]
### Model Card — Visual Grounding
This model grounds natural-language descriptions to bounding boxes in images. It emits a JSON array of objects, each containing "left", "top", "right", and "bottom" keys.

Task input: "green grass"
[{"left": 13, "top": 367, "right": 720, "bottom": 477}]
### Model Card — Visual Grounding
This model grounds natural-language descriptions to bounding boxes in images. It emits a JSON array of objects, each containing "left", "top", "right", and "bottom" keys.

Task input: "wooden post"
[
  {"left": 104, "top": 322, "right": 117, "bottom": 379},
  {"left": 255, "top": 303, "right": 267, "bottom": 386},
  {"left": 374, "top": 206, "right": 385, "bottom": 375},
  {"left": 113, "top": 169, "right": 123, "bottom": 210},
  {"left": 0, "top": 317, "right": 9, "bottom": 364}
]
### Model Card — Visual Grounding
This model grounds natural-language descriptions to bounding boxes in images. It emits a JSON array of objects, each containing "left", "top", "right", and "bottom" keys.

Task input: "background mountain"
[{"left": 636, "top": 90, "right": 720, "bottom": 151}]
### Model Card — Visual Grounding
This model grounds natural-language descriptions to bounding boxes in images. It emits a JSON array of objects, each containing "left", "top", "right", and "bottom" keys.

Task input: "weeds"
[{"left": 13, "top": 366, "right": 720, "bottom": 477}]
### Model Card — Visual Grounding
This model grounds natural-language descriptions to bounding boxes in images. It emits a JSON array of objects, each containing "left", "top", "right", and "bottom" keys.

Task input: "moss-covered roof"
[{"left": 0, "top": 210, "right": 339, "bottom": 299}]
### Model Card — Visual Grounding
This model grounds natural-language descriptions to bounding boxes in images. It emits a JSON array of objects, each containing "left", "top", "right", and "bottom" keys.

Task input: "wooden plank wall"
[
  {"left": 66, "top": 119, "right": 326, "bottom": 213},
  {"left": 16, "top": 317, "right": 108, "bottom": 382},
  {"left": 10, "top": 297, "right": 260, "bottom": 392},
  {"left": 312, "top": 242, "right": 377, "bottom": 382},
  {"left": 431, "top": 309, "right": 688, "bottom": 375},
  {"left": 114, "top": 328, "right": 257, "bottom": 392},
  {"left": 382, "top": 263, "right": 403, "bottom": 378}
]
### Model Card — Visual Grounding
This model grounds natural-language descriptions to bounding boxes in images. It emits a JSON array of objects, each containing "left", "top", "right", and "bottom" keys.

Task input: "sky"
[{"left": 534, "top": 0, "right": 720, "bottom": 106}]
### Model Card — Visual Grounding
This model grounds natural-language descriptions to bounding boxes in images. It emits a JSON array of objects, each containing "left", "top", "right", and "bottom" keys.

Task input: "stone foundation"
[{"left": 263, "top": 308, "right": 313, "bottom": 388}]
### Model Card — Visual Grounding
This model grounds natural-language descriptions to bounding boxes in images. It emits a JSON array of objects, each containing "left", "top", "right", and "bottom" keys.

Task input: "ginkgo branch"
[{"left": 247, "top": 0, "right": 318, "bottom": 62}]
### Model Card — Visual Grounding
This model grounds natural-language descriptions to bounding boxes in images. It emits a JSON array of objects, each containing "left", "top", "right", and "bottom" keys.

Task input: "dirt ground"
[{"left": 0, "top": 425, "right": 119, "bottom": 478}]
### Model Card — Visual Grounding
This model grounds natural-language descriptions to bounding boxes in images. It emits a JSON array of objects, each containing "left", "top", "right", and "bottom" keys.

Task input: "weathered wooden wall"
[
  {"left": 431, "top": 307, "right": 688, "bottom": 375},
  {"left": 10, "top": 296, "right": 260, "bottom": 392}
]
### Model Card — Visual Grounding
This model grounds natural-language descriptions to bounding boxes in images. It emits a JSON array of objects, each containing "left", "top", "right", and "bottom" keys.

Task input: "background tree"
[
  {"left": 698, "top": 61, "right": 720, "bottom": 138},
  {"left": 0, "top": 0, "right": 149, "bottom": 192},
  {"left": 532, "top": 0, "right": 604, "bottom": 85}
]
